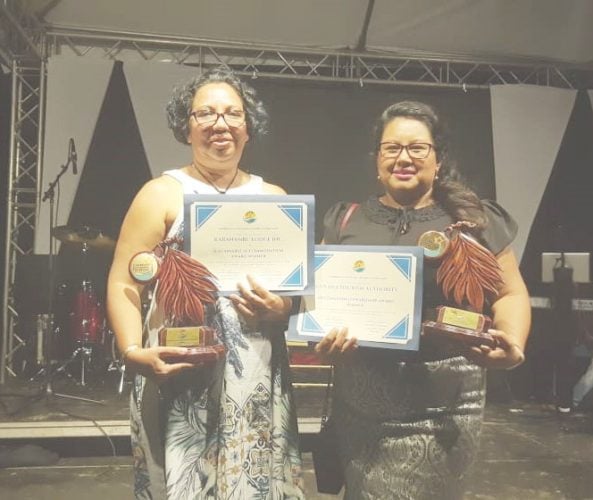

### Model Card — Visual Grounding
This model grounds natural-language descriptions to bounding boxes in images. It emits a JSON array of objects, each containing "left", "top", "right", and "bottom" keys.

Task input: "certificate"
[
  {"left": 183, "top": 194, "right": 315, "bottom": 295},
  {"left": 288, "top": 245, "right": 423, "bottom": 350}
]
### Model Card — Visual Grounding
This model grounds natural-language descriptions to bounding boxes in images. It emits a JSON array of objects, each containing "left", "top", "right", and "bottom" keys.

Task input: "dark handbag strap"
[
  {"left": 338, "top": 203, "right": 359, "bottom": 237},
  {"left": 321, "top": 365, "right": 334, "bottom": 424}
]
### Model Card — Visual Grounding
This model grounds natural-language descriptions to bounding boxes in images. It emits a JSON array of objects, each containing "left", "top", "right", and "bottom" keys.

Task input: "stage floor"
[{"left": 1, "top": 374, "right": 593, "bottom": 499}]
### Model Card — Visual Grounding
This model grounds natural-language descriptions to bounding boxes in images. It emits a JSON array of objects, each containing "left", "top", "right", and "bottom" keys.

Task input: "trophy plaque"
[
  {"left": 159, "top": 325, "right": 225, "bottom": 364},
  {"left": 418, "top": 222, "right": 504, "bottom": 350},
  {"left": 422, "top": 306, "right": 496, "bottom": 348}
]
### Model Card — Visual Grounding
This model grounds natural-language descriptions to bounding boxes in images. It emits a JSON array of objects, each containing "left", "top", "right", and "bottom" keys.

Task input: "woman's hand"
[
  {"left": 230, "top": 275, "right": 292, "bottom": 322},
  {"left": 314, "top": 327, "right": 358, "bottom": 363},
  {"left": 464, "top": 329, "right": 525, "bottom": 370},
  {"left": 124, "top": 346, "right": 204, "bottom": 384}
]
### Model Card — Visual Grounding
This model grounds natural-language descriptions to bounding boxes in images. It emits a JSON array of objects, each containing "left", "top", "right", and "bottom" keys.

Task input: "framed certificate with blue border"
[
  {"left": 183, "top": 194, "right": 315, "bottom": 295},
  {"left": 287, "top": 245, "right": 423, "bottom": 350}
]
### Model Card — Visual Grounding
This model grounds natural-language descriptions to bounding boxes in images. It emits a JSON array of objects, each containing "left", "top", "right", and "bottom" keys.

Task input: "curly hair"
[
  {"left": 166, "top": 66, "right": 269, "bottom": 145},
  {"left": 372, "top": 100, "right": 487, "bottom": 229}
]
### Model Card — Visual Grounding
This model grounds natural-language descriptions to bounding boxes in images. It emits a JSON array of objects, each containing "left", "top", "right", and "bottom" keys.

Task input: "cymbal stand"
[
  {"left": 108, "top": 358, "right": 126, "bottom": 395},
  {"left": 35, "top": 145, "right": 102, "bottom": 405}
]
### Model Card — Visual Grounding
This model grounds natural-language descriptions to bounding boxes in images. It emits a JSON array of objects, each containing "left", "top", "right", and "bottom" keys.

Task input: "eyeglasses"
[
  {"left": 379, "top": 142, "right": 434, "bottom": 160},
  {"left": 190, "top": 109, "right": 246, "bottom": 128}
]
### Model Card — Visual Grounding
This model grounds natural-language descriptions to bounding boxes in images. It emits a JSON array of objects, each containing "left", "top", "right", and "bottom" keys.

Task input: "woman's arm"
[
  {"left": 107, "top": 176, "right": 195, "bottom": 381},
  {"left": 466, "top": 246, "right": 531, "bottom": 369}
]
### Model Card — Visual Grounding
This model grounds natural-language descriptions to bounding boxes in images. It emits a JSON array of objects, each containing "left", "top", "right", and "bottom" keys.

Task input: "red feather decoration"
[
  {"left": 155, "top": 242, "right": 218, "bottom": 326},
  {"left": 436, "top": 223, "right": 504, "bottom": 313}
]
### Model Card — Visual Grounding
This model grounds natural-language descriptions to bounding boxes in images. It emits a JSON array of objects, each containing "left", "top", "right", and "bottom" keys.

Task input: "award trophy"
[
  {"left": 129, "top": 238, "right": 225, "bottom": 363},
  {"left": 418, "top": 222, "right": 503, "bottom": 349}
]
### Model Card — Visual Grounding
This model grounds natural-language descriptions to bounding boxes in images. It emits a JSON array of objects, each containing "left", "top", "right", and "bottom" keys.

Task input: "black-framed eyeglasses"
[
  {"left": 379, "top": 142, "right": 434, "bottom": 160},
  {"left": 190, "top": 109, "right": 246, "bottom": 127}
]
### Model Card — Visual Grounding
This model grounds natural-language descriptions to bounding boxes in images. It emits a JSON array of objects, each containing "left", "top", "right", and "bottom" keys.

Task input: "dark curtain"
[
  {"left": 244, "top": 79, "right": 495, "bottom": 241},
  {"left": 58, "top": 61, "right": 152, "bottom": 297},
  {"left": 514, "top": 90, "right": 593, "bottom": 403}
]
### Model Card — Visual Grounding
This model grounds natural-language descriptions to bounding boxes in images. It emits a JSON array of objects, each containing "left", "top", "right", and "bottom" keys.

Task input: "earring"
[{"left": 377, "top": 175, "right": 381, "bottom": 180}]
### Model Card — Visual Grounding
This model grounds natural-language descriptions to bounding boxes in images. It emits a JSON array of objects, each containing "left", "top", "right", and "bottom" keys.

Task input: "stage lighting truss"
[
  {"left": 44, "top": 27, "right": 593, "bottom": 90},
  {"left": 1, "top": 1, "right": 47, "bottom": 383}
]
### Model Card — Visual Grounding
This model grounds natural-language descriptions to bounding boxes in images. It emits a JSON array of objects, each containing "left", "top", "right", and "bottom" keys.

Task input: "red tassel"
[
  {"left": 155, "top": 243, "right": 218, "bottom": 326},
  {"left": 436, "top": 223, "right": 504, "bottom": 312}
]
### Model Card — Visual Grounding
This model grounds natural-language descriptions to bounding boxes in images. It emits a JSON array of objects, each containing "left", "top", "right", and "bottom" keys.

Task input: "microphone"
[{"left": 69, "top": 138, "right": 78, "bottom": 175}]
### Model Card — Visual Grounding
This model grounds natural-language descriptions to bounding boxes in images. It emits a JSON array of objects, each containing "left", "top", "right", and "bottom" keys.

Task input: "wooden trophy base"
[
  {"left": 422, "top": 306, "right": 497, "bottom": 348},
  {"left": 159, "top": 326, "right": 226, "bottom": 364}
]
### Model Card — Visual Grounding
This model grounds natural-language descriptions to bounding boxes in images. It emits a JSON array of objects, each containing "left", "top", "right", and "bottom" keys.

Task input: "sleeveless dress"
[
  {"left": 323, "top": 196, "right": 517, "bottom": 500},
  {"left": 130, "top": 170, "right": 304, "bottom": 500}
]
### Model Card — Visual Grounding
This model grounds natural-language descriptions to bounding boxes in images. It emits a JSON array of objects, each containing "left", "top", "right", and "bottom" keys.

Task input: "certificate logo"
[
  {"left": 243, "top": 210, "right": 257, "bottom": 224},
  {"left": 353, "top": 259, "right": 365, "bottom": 273}
]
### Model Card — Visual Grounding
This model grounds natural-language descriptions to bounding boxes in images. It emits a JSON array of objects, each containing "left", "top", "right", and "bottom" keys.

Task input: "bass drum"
[{"left": 69, "top": 280, "right": 106, "bottom": 345}]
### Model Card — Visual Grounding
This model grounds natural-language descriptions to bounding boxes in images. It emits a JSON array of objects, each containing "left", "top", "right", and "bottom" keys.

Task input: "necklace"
[{"left": 192, "top": 162, "right": 239, "bottom": 194}]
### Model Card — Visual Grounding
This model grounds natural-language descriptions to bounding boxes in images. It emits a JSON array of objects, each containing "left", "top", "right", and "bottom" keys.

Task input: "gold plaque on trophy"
[
  {"left": 158, "top": 326, "right": 214, "bottom": 348},
  {"left": 158, "top": 325, "right": 225, "bottom": 364},
  {"left": 422, "top": 306, "right": 496, "bottom": 348}
]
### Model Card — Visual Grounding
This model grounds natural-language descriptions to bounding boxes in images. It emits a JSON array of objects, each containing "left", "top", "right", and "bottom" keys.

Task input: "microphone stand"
[
  {"left": 34, "top": 149, "right": 102, "bottom": 405},
  {"left": 552, "top": 251, "right": 575, "bottom": 413}
]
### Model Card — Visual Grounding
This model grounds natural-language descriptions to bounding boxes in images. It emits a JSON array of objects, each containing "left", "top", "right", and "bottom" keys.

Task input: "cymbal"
[{"left": 52, "top": 225, "right": 116, "bottom": 251}]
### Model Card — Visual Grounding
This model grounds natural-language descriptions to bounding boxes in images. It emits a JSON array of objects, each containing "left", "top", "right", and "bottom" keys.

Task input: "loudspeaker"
[{"left": 14, "top": 254, "right": 53, "bottom": 315}]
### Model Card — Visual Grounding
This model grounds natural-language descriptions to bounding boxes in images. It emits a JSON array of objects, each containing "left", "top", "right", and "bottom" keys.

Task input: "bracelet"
[
  {"left": 122, "top": 344, "right": 141, "bottom": 361},
  {"left": 506, "top": 343, "right": 525, "bottom": 370}
]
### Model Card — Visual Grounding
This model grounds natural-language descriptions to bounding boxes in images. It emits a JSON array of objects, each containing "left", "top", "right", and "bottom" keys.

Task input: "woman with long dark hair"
[{"left": 316, "top": 100, "right": 531, "bottom": 499}]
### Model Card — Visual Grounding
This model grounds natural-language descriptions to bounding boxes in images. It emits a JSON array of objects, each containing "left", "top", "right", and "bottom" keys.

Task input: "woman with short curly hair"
[{"left": 108, "top": 67, "right": 304, "bottom": 499}]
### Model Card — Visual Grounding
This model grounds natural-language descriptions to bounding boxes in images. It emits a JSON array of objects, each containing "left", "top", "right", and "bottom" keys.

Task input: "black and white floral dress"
[{"left": 131, "top": 170, "right": 304, "bottom": 500}]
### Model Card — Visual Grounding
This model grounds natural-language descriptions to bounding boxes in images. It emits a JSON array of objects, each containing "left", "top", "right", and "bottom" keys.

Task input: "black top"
[{"left": 322, "top": 195, "right": 518, "bottom": 360}]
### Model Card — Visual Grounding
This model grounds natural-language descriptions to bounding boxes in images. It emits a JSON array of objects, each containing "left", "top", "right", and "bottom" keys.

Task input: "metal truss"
[
  {"left": 1, "top": 58, "right": 46, "bottom": 382},
  {"left": 45, "top": 26, "right": 593, "bottom": 89},
  {"left": 0, "top": 0, "right": 44, "bottom": 66},
  {"left": 0, "top": 1, "right": 46, "bottom": 382}
]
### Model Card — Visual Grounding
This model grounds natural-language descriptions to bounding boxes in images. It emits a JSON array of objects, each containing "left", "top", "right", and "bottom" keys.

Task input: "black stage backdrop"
[
  {"left": 49, "top": 65, "right": 493, "bottom": 300},
  {"left": 512, "top": 90, "right": 593, "bottom": 401},
  {"left": 62, "top": 69, "right": 495, "bottom": 245}
]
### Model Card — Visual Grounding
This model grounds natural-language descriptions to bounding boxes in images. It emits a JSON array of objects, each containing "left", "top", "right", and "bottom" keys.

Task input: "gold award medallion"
[
  {"left": 417, "top": 231, "right": 450, "bottom": 260},
  {"left": 129, "top": 251, "right": 160, "bottom": 284}
]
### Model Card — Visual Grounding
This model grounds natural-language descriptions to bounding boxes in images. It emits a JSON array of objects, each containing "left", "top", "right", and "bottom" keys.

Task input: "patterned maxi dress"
[
  {"left": 323, "top": 196, "right": 517, "bottom": 500},
  {"left": 130, "top": 169, "right": 304, "bottom": 500}
]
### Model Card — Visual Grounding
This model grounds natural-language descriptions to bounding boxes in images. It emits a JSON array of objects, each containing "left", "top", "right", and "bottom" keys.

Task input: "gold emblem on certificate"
[{"left": 418, "top": 221, "right": 503, "bottom": 348}]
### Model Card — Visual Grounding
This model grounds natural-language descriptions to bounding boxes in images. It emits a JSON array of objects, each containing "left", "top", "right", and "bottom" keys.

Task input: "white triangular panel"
[
  {"left": 36, "top": 54, "right": 114, "bottom": 254},
  {"left": 490, "top": 85, "right": 577, "bottom": 261},
  {"left": 123, "top": 62, "right": 198, "bottom": 177}
]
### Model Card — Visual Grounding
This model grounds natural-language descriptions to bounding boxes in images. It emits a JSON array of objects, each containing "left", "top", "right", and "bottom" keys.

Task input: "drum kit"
[{"left": 36, "top": 224, "right": 126, "bottom": 393}]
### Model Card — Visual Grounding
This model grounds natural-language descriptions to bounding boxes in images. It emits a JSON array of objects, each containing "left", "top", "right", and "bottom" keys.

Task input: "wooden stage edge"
[{"left": 0, "top": 417, "right": 322, "bottom": 440}]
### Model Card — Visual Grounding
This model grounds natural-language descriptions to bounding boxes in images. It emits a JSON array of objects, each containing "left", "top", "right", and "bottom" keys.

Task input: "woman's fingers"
[
  {"left": 314, "top": 329, "right": 337, "bottom": 354},
  {"left": 229, "top": 293, "right": 257, "bottom": 317},
  {"left": 341, "top": 336, "right": 359, "bottom": 353},
  {"left": 464, "top": 329, "right": 525, "bottom": 369},
  {"left": 315, "top": 327, "right": 354, "bottom": 358},
  {"left": 127, "top": 346, "right": 208, "bottom": 382}
]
